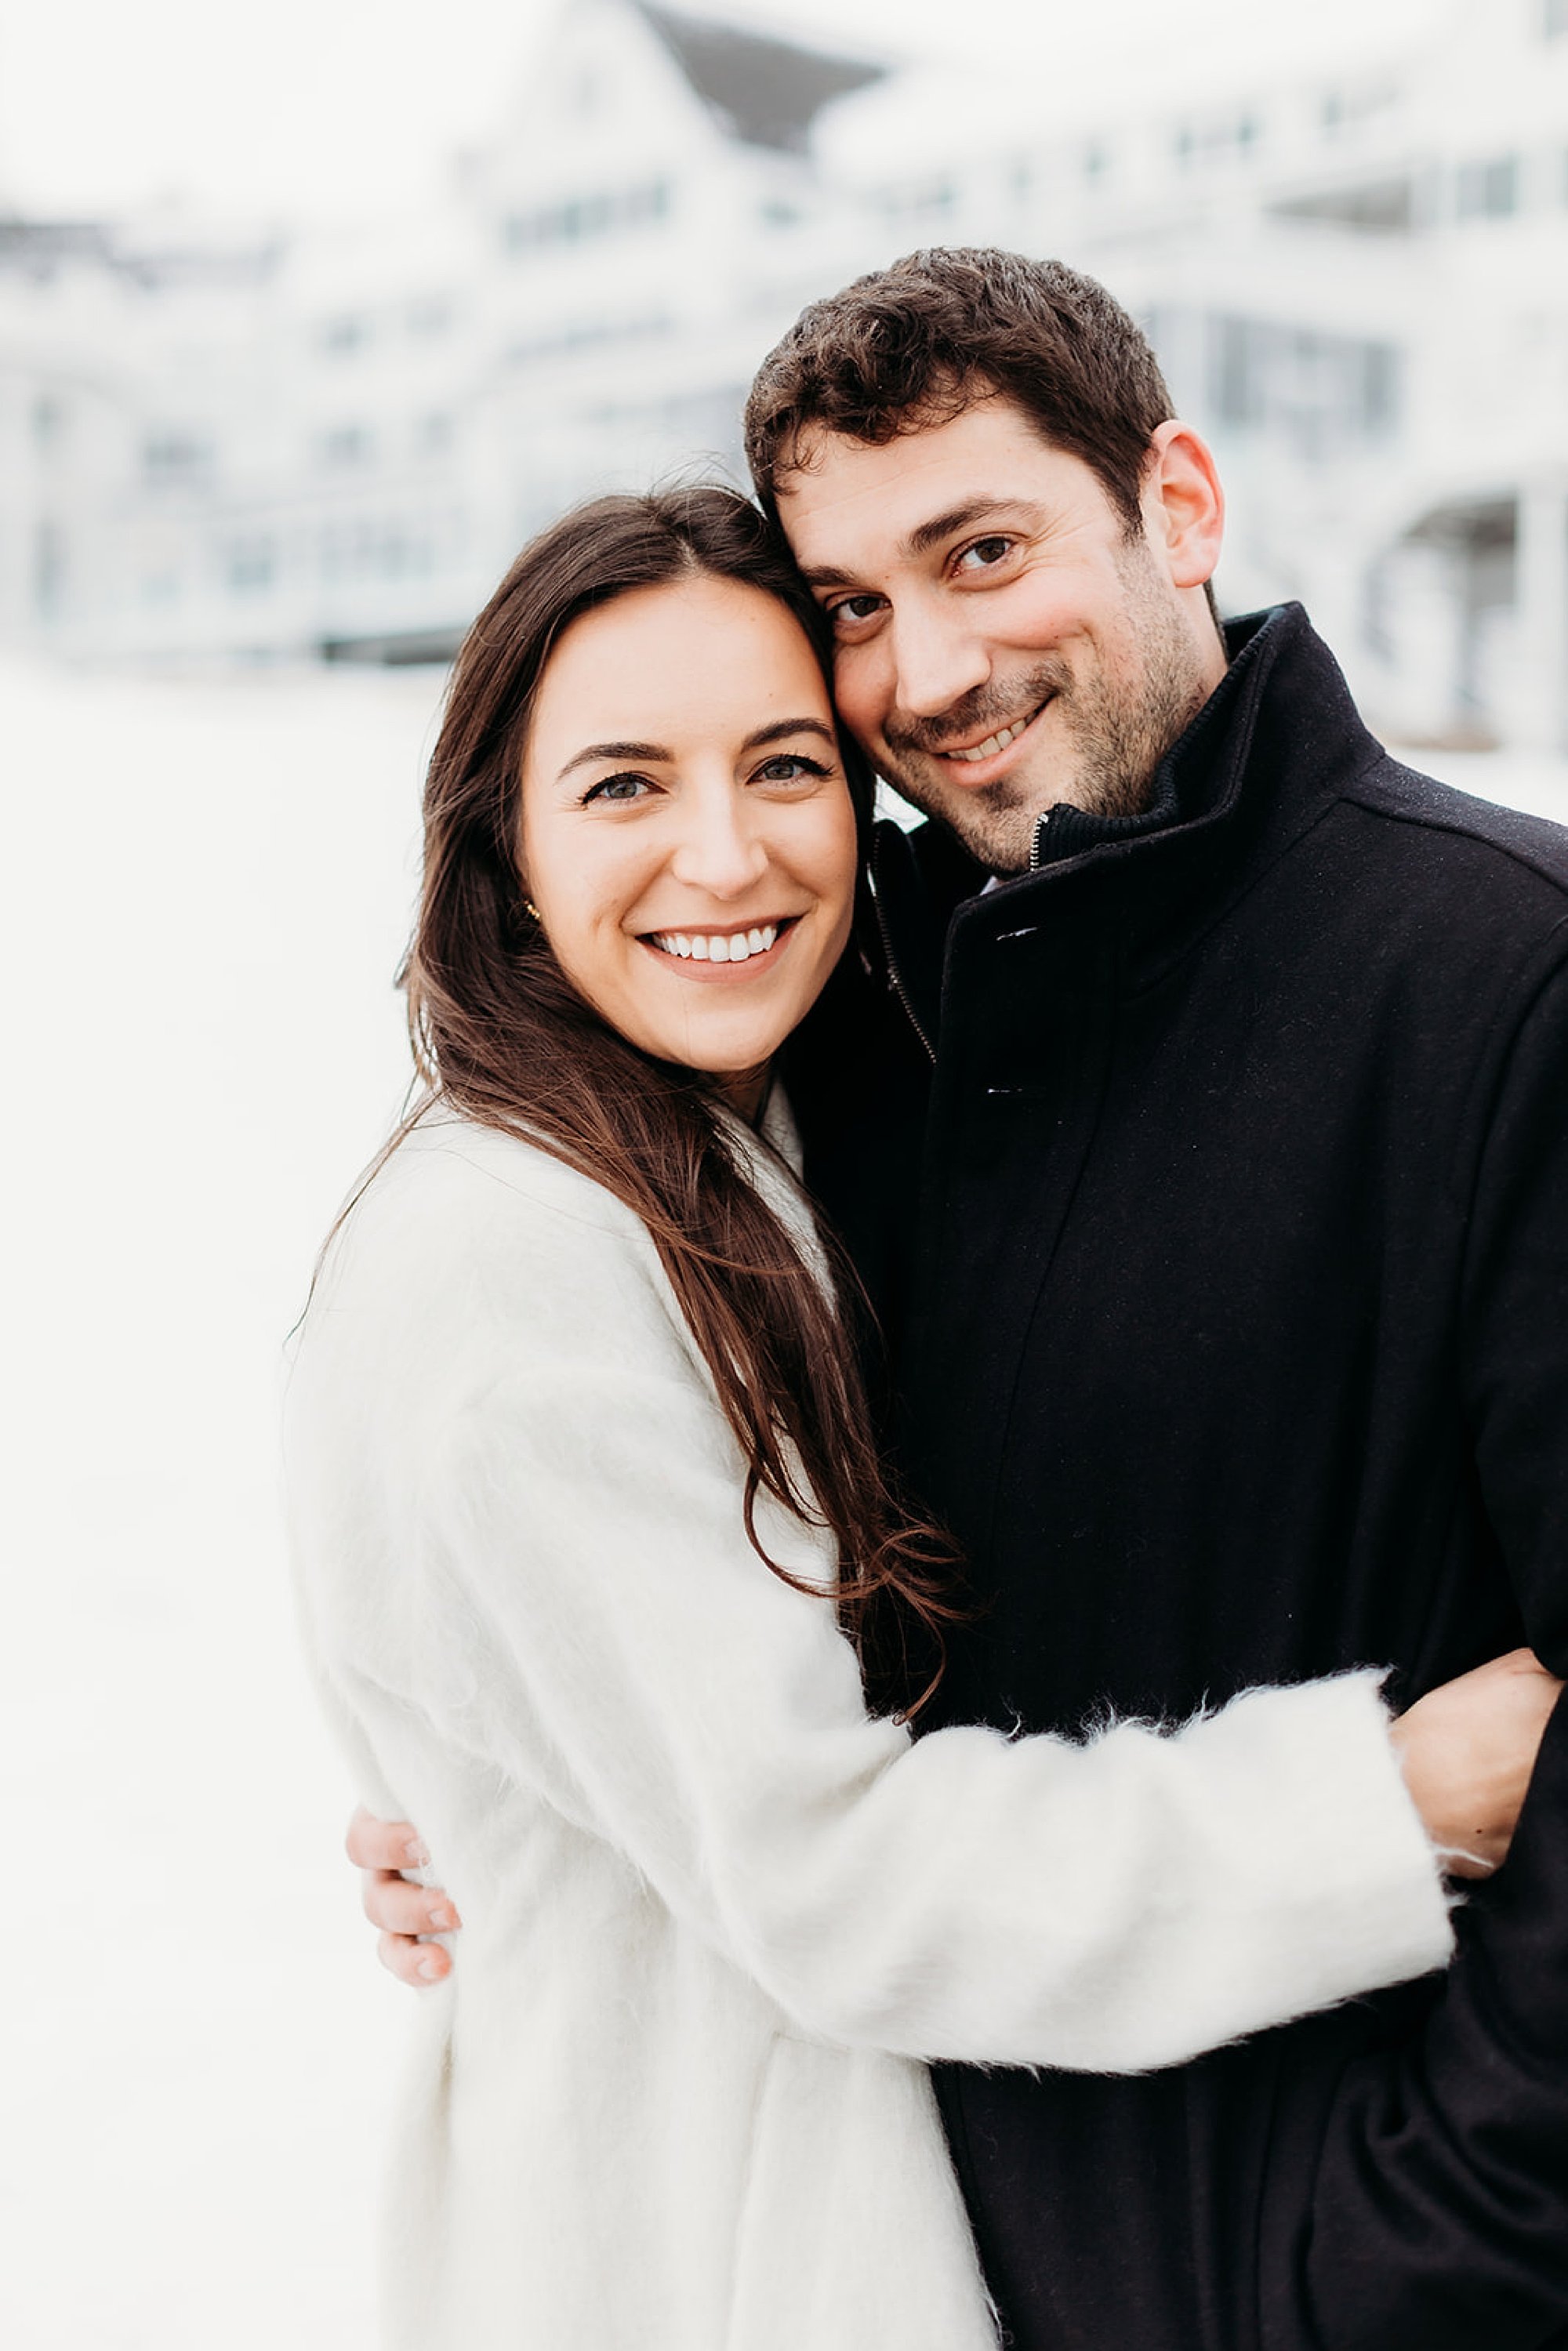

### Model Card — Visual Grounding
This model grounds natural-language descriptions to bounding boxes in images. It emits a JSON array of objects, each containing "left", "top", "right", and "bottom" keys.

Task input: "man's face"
[{"left": 775, "top": 397, "right": 1229, "bottom": 873}]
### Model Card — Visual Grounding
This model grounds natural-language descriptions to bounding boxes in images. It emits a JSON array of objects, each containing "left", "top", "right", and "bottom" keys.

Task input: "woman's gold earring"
[{"left": 523, "top": 897, "right": 542, "bottom": 923}]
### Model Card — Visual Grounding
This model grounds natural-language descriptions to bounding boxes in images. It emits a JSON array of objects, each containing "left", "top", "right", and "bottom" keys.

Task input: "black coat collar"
[{"left": 869, "top": 603, "right": 1384, "bottom": 1036}]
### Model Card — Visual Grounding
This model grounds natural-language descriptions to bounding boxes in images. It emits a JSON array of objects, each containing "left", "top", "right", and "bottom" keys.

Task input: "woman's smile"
[{"left": 639, "top": 914, "right": 800, "bottom": 974}]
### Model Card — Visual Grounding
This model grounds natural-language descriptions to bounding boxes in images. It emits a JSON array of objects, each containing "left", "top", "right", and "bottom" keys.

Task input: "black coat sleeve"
[{"left": 1295, "top": 943, "right": 1568, "bottom": 2351}]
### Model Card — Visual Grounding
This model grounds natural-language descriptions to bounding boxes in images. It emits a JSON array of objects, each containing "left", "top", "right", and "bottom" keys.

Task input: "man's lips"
[{"left": 909, "top": 696, "right": 1054, "bottom": 785}]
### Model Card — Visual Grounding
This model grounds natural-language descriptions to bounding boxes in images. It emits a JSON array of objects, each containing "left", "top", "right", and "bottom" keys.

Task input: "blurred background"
[{"left": 3, "top": 2, "right": 1566, "bottom": 2343}]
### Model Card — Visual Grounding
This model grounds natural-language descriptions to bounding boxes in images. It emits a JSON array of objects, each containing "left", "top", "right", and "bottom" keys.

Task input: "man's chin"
[{"left": 880, "top": 760, "right": 1065, "bottom": 877}]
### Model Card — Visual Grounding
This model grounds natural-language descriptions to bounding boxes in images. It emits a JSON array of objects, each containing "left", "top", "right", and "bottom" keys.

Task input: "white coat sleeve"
[{"left": 338, "top": 1159, "right": 1455, "bottom": 2073}]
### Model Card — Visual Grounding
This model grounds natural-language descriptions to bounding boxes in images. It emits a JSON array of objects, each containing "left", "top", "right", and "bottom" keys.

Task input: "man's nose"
[
  {"left": 669, "top": 789, "right": 770, "bottom": 898},
  {"left": 887, "top": 598, "right": 991, "bottom": 724}
]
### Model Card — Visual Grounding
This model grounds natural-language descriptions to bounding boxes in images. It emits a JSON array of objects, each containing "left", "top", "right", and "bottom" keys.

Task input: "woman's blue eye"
[
  {"left": 584, "top": 772, "right": 650, "bottom": 804},
  {"left": 754, "top": 754, "right": 828, "bottom": 784}
]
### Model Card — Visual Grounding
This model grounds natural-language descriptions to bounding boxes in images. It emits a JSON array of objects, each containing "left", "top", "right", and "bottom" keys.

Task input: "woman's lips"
[{"left": 637, "top": 916, "right": 800, "bottom": 981}]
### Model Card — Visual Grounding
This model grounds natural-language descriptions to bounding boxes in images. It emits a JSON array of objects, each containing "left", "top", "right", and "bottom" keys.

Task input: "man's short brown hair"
[{"left": 743, "top": 247, "right": 1175, "bottom": 532}]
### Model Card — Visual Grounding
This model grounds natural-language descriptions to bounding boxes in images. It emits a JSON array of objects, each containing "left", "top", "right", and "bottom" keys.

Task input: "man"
[{"left": 354, "top": 249, "right": 1568, "bottom": 2349}]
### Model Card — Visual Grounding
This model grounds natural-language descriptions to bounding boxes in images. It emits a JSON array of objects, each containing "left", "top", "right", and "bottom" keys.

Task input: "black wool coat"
[{"left": 788, "top": 604, "right": 1568, "bottom": 2351}]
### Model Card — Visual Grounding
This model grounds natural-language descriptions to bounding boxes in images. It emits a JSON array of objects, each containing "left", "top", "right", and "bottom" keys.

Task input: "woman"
[{"left": 286, "top": 488, "right": 1554, "bottom": 2350}]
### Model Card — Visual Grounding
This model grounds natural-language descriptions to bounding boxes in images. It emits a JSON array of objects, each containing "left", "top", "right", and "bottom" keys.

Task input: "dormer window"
[{"left": 1456, "top": 156, "right": 1520, "bottom": 219}]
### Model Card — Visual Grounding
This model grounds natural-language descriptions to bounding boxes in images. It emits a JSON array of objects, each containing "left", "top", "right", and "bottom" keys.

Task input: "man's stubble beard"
[{"left": 870, "top": 547, "right": 1216, "bottom": 876}]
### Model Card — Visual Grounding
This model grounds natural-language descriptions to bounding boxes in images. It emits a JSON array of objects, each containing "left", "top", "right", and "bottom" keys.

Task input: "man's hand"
[
  {"left": 1391, "top": 1647, "right": 1563, "bottom": 1878},
  {"left": 345, "top": 1806, "right": 461, "bottom": 1985}
]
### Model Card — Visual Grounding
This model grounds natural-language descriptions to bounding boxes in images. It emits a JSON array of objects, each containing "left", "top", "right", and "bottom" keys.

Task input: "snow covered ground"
[
  {"left": 4, "top": 651, "right": 1566, "bottom": 2348},
  {"left": 3, "top": 656, "right": 441, "bottom": 2349}
]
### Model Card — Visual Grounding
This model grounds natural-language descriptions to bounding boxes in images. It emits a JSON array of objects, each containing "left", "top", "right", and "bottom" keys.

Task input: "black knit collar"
[
  {"left": 869, "top": 602, "right": 1380, "bottom": 1035},
  {"left": 1028, "top": 604, "right": 1283, "bottom": 873}
]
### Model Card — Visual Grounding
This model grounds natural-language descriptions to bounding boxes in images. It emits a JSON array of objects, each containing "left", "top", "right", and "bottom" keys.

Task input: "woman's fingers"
[
  {"left": 378, "top": 1930, "right": 452, "bottom": 1987},
  {"left": 345, "top": 1805, "right": 461, "bottom": 1986},
  {"left": 359, "top": 1867, "right": 462, "bottom": 1938},
  {"left": 344, "top": 1803, "right": 430, "bottom": 1873}
]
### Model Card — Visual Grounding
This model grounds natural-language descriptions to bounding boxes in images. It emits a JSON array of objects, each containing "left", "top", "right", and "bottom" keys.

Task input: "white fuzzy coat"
[{"left": 284, "top": 1103, "right": 1454, "bottom": 2351}]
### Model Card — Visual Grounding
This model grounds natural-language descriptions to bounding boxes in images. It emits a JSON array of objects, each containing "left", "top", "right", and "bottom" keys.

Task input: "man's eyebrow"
[
  {"left": 556, "top": 738, "right": 670, "bottom": 782},
  {"left": 903, "top": 497, "right": 1050, "bottom": 559},
  {"left": 795, "top": 498, "right": 1053, "bottom": 590}
]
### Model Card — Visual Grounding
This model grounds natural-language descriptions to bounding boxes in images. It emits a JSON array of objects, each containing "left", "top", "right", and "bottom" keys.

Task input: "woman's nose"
[{"left": 668, "top": 793, "right": 770, "bottom": 898}]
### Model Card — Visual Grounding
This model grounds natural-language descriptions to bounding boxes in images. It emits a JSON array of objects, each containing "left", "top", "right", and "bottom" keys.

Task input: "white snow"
[
  {"left": 3, "top": 650, "right": 1564, "bottom": 2347},
  {"left": 3, "top": 654, "right": 441, "bottom": 2349}
]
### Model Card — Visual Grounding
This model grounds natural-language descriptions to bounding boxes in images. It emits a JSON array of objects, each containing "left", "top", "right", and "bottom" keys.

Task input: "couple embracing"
[{"left": 286, "top": 249, "right": 1568, "bottom": 2350}]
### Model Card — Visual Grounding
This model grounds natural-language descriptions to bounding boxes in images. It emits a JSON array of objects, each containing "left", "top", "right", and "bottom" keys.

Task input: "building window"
[
  {"left": 1174, "top": 113, "right": 1261, "bottom": 169},
  {"left": 227, "top": 538, "right": 275, "bottom": 593},
  {"left": 320, "top": 516, "right": 434, "bottom": 581},
  {"left": 407, "top": 296, "right": 452, "bottom": 337},
  {"left": 506, "top": 312, "right": 673, "bottom": 366},
  {"left": 320, "top": 425, "right": 372, "bottom": 468},
  {"left": 143, "top": 431, "right": 212, "bottom": 484},
  {"left": 1456, "top": 155, "right": 1520, "bottom": 219},
  {"left": 503, "top": 179, "right": 671, "bottom": 255},
  {"left": 319, "top": 314, "right": 369, "bottom": 355},
  {"left": 1320, "top": 81, "right": 1396, "bottom": 139},
  {"left": 1083, "top": 141, "right": 1111, "bottom": 185},
  {"left": 1546, "top": 0, "right": 1568, "bottom": 38},
  {"left": 876, "top": 174, "right": 956, "bottom": 219},
  {"left": 32, "top": 394, "right": 67, "bottom": 449},
  {"left": 416, "top": 412, "right": 454, "bottom": 455},
  {"left": 1209, "top": 315, "right": 1401, "bottom": 456},
  {"left": 34, "top": 519, "right": 67, "bottom": 616}
]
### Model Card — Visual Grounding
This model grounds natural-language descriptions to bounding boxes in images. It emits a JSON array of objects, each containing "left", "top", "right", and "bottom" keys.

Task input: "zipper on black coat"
[{"left": 870, "top": 858, "right": 938, "bottom": 1066}]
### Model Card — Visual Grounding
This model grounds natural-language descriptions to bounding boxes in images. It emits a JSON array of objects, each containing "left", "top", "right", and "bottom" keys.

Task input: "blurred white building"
[{"left": 2, "top": 0, "right": 1566, "bottom": 749}]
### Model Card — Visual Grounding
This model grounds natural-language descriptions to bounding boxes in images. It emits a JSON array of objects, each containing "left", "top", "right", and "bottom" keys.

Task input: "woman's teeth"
[
  {"left": 649, "top": 923, "right": 780, "bottom": 963},
  {"left": 946, "top": 711, "right": 1035, "bottom": 764}
]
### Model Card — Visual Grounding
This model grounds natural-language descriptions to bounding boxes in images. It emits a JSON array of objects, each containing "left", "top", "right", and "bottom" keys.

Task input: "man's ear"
[{"left": 1141, "top": 421, "right": 1225, "bottom": 592}]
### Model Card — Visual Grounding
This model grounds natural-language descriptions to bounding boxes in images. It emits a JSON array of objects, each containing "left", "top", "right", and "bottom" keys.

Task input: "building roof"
[{"left": 633, "top": 2, "right": 886, "bottom": 155}]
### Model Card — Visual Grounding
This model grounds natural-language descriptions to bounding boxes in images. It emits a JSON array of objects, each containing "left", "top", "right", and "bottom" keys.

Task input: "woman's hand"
[
  {"left": 1391, "top": 1648, "right": 1563, "bottom": 1878},
  {"left": 345, "top": 1806, "right": 460, "bottom": 1985}
]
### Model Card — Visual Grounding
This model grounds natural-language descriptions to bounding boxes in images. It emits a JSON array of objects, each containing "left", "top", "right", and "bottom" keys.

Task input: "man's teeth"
[
  {"left": 946, "top": 712, "right": 1034, "bottom": 764},
  {"left": 650, "top": 923, "right": 781, "bottom": 963}
]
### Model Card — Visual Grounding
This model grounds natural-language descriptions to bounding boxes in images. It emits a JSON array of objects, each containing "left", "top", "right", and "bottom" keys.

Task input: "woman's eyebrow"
[
  {"left": 556, "top": 738, "right": 671, "bottom": 782},
  {"left": 741, "top": 717, "right": 837, "bottom": 753},
  {"left": 555, "top": 719, "right": 833, "bottom": 784}
]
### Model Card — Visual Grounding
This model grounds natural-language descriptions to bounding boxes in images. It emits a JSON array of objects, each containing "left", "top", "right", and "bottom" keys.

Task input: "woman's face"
[{"left": 518, "top": 573, "right": 858, "bottom": 1102}]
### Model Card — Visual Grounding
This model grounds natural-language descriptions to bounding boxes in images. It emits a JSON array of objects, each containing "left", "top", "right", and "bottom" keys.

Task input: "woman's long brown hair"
[{"left": 394, "top": 485, "right": 962, "bottom": 1717}]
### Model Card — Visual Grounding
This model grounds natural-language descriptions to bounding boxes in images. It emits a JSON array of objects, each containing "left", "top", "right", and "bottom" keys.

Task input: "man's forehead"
[{"left": 774, "top": 403, "right": 1091, "bottom": 573}]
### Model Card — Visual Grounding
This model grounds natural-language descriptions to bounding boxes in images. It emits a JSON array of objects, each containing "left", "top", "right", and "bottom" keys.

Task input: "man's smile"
[{"left": 933, "top": 697, "right": 1054, "bottom": 767}]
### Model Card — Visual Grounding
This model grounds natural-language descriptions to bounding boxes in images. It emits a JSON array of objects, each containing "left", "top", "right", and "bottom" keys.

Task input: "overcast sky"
[{"left": 0, "top": 0, "right": 1447, "bottom": 223}]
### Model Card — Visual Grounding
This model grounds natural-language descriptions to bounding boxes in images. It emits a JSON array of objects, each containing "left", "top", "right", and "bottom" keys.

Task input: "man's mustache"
[{"left": 881, "top": 659, "right": 1072, "bottom": 758}]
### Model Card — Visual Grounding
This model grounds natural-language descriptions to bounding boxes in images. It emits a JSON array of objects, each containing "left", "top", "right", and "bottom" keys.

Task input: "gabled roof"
[{"left": 633, "top": 2, "right": 887, "bottom": 156}]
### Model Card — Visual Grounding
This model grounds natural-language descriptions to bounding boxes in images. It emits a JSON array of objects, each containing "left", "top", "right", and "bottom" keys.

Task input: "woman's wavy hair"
[{"left": 395, "top": 485, "right": 963, "bottom": 1716}]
